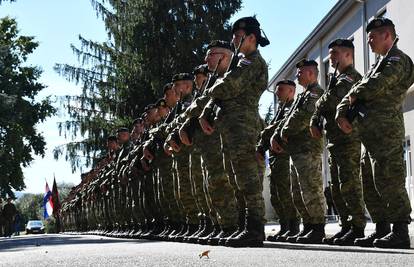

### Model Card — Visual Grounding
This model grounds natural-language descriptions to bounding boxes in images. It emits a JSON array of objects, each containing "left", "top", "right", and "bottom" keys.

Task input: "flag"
[
  {"left": 52, "top": 176, "right": 61, "bottom": 216},
  {"left": 43, "top": 181, "right": 53, "bottom": 219}
]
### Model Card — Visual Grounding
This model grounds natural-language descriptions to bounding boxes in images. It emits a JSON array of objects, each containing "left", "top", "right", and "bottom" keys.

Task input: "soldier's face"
[
  {"left": 173, "top": 80, "right": 192, "bottom": 96},
  {"left": 107, "top": 140, "right": 119, "bottom": 151},
  {"left": 276, "top": 85, "right": 295, "bottom": 101},
  {"left": 164, "top": 88, "right": 179, "bottom": 107},
  {"left": 232, "top": 29, "right": 247, "bottom": 50},
  {"left": 117, "top": 132, "right": 130, "bottom": 143},
  {"left": 194, "top": 73, "right": 207, "bottom": 90},
  {"left": 205, "top": 48, "right": 224, "bottom": 71},
  {"left": 157, "top": 106, "right": 170, "bottom": 118},
  {"left": 368, "top": 30, "right": 387, "bottom": 54}
]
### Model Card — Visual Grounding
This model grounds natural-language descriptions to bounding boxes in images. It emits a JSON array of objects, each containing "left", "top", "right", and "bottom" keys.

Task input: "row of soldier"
[{"left": 60, "top": 16, "right": 413, "bottom": 249}]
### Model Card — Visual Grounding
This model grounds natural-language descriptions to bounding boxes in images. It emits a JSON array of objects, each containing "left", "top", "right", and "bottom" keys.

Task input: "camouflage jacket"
[
  {"left": 311, "top": 65, "right": 362, "bottom": 145},
  {"left": 202, "top": 50, "right": 268, "bottom": 124},
  {"left": 279, "top": 82, "right": 324, "bottom": 154},
  {"left": 337, "top": 46, "right": 414, "bottom": 121}
]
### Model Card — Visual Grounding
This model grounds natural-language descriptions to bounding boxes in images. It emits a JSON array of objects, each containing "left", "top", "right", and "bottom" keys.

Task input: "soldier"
[
  {"left": 310, "top": 38, "right": 365, "bottom": 246},
  {"left": 199, "top": 16, "right": 270, "bottom": 247},
  {"left": 271, "top": 59, "right": 325, "bottom": 244},
  {"left": 179, "top": 41, "right": 240, "bottom": 246},
  {"left": 336, "top": 18, "right": 414, "bottom": 249},
  {"left": 259, "top": 79, "right": 300, "bottom": 242}
]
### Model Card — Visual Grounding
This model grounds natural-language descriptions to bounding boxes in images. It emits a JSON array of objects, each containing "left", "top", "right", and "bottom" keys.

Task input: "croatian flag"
[{"left": 43, "top": 182, "right": 54, "bottom": 219}]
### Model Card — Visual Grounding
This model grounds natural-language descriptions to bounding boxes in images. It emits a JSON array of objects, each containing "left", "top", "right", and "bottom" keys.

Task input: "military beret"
[
  {"left": 143, "top": 104, "right": 156, "bottom": 112},
  {"left": 328, "top": 38, "right": 354, "bottom": 49},
  {"left": 296, "top": 58, "right": 318, "bottom": 68},
  {"left": 206, "top": 40, "right": 232, "bottom": 51},
  {"left": 366, "top": 17, "right": 395, "bottom": 33},
  {"left": 155, "top": 98, "right": 167, "bottom": 108},
  {"left": 276, "top": 79, "right": 296, "bottom": 87},
  {"left": 132, "top": 117, "right": 143, "bottom": 125},
  {"left": 163, "top": 82, "right": 173, "bottom": 94},
  {"left": 116, "top": 127, "right": 129, "bottom": 133},
  {"left": 193, "top": 64, "right": 210, "bottom": 77},
  {"left": 171, "top": 73, "right": 194, "bottom": 82},
  {"left": 107, "top": 135, "right": 117, "bottom": 142},
  {"left": 232, "top": 16, "right": 270, "bottom": 47}
]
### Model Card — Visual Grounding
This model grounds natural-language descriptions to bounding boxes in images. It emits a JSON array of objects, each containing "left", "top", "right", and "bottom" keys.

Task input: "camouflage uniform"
[
  {"left": 277, "top": 82, "right": 325, "bottom": 225},
  {"left": 311, "top": 65, "right": 365, "bottom": 230},
  {"left": 203, "top": 49, "right": 268, "bottom": 227},
  {"left": 337, "top": 46, "right": 414, "bottom": 224}
]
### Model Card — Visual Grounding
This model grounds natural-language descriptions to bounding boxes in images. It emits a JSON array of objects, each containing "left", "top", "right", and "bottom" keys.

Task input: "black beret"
[
  {"left": 107, "top": 135, "right": 117, "bottom": 142},
  {"left": 193, "top": 64, "right": 210, "bottom": 76},
  {"left": 155, "top": 98, "right": 167, "bottom": 108},
  {"left": 232, "top": 16, "right": 270, "bottom": 47},
  {"left": 276, "top": 79, "right": 296, "bottom": 87},
  {"left": 171, "top": 73, "right": 194, "bottom": 82},
  {"left": 296, "top": 58, "right": 318, "bottom": 68},
  {"left": 163, "top": 82, "right": 173, "bottom": 94},
  {"left": 366, "top": 17, "right": 395, "bottom": 33},
  {"left": 143, "top": 104, "right": 156, "bottom": 112},
  {"left": 206, "top": 40, "right": 232, "bottom": 50},
  {"left": 132, "top": 117, "right": 143, "bottom": 125},
  {"left": 116, "top": 127, "right": 129, "bottom": 133},
  {"left": 328, "top": 38, "right": 354, "bottom": 49}
]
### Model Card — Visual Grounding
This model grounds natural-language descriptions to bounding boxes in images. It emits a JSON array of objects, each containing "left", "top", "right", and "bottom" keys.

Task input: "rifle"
[
  {"left": 317, "top": 62, "right": 339, "bottom": 130},
  {"left": 346, "top": 37, "right": 399, "bottom": 122}
]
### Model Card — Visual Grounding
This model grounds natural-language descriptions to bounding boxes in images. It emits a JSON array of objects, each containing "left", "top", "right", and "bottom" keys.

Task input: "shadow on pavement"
[
  {"left": 0, "top": 234, "right": 157, "bottom": 252},
  {"left": 263, "top": 241, "right": 414, "bottom": 255}
]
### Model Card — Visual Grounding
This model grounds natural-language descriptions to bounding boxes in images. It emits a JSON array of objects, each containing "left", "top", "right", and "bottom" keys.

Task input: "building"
[{"left": 266, "top": 0, "right": 414, "bottom": 219}]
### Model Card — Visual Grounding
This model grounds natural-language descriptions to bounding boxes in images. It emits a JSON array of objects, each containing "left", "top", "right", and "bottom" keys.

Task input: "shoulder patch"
[
  {"left": 309, "top": 92, "right": 320, "bottom": 98},
  {"left": 343, "top": 75, "right": 354, "bottom": 83},
  {"left": 239, "top": 58, "right": 252, "bottom": 66},
  {"left": 388, "top": 56, "right": 401, "bottom": 62}
]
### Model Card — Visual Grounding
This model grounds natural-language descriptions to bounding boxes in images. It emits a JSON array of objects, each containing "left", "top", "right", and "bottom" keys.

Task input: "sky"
[{"left": 0, "top": 0, "right": 338, "bottom": 194}]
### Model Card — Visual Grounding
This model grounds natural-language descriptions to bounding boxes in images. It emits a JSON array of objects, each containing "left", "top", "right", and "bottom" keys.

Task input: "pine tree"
[
  {"left": 54, "top": 0, "right": 242, "bottom": 171},
  {"left": 0, "top": 17, "right": 55, "bottom": 197}
]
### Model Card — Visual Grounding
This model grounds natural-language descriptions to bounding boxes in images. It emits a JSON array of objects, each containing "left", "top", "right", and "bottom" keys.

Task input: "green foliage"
[
  {"left": 15, "top": 193, "right": 43, "bottom": 229},
  {"left": 264, "top": 103, "right": 274, "bottom": 125},
  {"left": 54, "top": 0, "right": 242, "bottom": 171},
  {"left": 0, "top": 17, "right": 55, "bottom": 197}
]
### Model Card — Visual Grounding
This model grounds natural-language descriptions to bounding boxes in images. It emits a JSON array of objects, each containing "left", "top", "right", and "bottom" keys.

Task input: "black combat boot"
[
  {"left": 354, "top": 222, "right": 390, "bottom": 247},
  {"left": 225, "top": 216, "right": 265, "bottom": 248},
  {"left": 267, "top": 221, "right": 288, "bottom": 242},
  {"left": 167, "top": 222, "right": 185, "bottom": 241},
  {"left": 333, "top": 226, "right": 365, "bottom": 246},
  {"left": 175, "top": 224, "right": 198, "bottom": 242},
  {"left": 198, "top": 224, "right": 220, "bottom": 245},
  {"left": 286, "top": 223, "right": 312, "bottom": 243},
  {"left": 188, "top": 217, "right": 212, "bottom": 243},
  {"left": 208, "top": 226, "right": 238, "bottom": 246},
  {"left": 219, "top": 211, "right": 245, "bottom": 246},
  {"left": 172, "top": 223, "right": 189, "bottom": 242},
  {"left": 184, "top": 216, "right": 205, "bottom": 243},
  {"left": 323, "top": 225, "right": 351, "bottom": 245},
  {"left": 277, "top": 219, "right": 300, "bottom": 242},
  {"left": 373, "top": 223, "right": 410, "bottom": 249},
  {"left": 296, "top": 224, "right": 325, "bottom": 244}
]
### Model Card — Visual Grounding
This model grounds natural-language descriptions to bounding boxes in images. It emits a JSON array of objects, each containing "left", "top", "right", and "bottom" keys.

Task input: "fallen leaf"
[{"left": 199, "top": 250, "right": 210, "bottom": 259}]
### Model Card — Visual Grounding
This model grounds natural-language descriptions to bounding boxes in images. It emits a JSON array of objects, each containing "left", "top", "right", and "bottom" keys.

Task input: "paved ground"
[{"left": 0, "top": 227, "right": 413, "bottom": 267}]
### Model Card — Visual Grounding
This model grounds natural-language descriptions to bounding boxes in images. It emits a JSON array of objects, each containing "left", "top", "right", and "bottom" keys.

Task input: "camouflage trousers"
[
  {"left": 328, "top": 140, "right": 366, "bottom": 229},
  {"left": 269, "top": 152, "right": 299, "bottom": 223},
  {"left": 189, "top": 146, "right": 210, "bottom": 217},
  {"left": 359, "top": 113, "right": 411, "bottom": 223},
  {"left": 155, "top": 153, "right": 182, "bottom": 222},
  {"left": 290, "top": 151, "right": 325, "bottom": 224},
  {"left": 194, "top": 129, "right": 238, "bottom": 228},
  {"left": 173, "top": 147, "right": 200, "bottom": 224},
  {"left": 219, "top": 117, "right": 265, "bottom": 223}
]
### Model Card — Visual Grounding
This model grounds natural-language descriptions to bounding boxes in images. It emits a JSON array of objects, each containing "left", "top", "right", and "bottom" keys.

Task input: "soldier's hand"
[
  {"left": 349, "top": 95, "right": 356, "bottom": 105},
  {"left": 143, "top": 146, "right": 154, "bottom": 161},
  {"left": 336, "top": 117, "right": 353, "bottom": 134},
  {"left": 310, "top": 126, "right": 322, "bottom": 139},
  {"left": 270, "top": 134, "right": 284, "bottom": 154},
  {"left": 199, "top": 117, "right": 214, "bottom": 135},
  {"left": 168, "top": 139, "right": 181, "bottom": 152},
  {"left": 163, "top": 143, "right": 173, "bottom": 156},
  {"left": 179, "top": 126, "right": 192, "bottom": 146}
]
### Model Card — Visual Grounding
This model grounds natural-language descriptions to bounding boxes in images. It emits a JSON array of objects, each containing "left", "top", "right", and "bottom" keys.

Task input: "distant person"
[
  {"left": 3, "top": 197, "right": 17, "bottom": 237},
  {"left": 0, "top": 198, "right": 4, "bottom": 236},
  {"left": 14, "top": 212, "right": 21, "bottom": 236}
]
